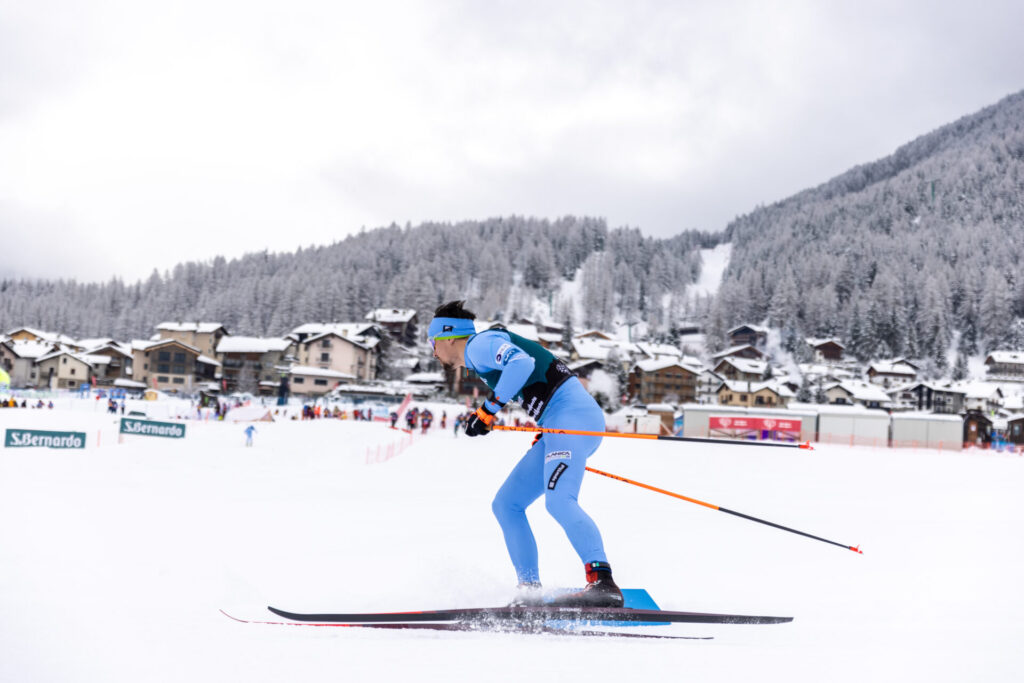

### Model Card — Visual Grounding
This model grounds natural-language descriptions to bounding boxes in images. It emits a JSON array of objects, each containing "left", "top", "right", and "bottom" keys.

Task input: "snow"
[
  {"left": 2, "top": 400, "right": 1023, "bottom": 682},
  {"left": 689, "top": 242, "right": 732, "bottom": 298},
  {"left": 215, "top": 337, "right": 292, "bottom": 354}
]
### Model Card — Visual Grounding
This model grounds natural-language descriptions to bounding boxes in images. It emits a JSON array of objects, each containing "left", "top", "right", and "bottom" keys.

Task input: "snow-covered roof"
[
  {"left": 5, "top": 327, "right": 76, "bottom": 345},
  {"left": 365, "top": 308, "right": 417, "bottom": 323},
  {"left": 289, "top": 366, "right": 356, "bottom": 380},
  {"left": 156, "top": 322, "right": 226, "bottom": 333},
  {"left": 404, "top": 372, "right": 445, "bottom": 384},
  {"left": 82, "top": 341, "right": 133, "bottom": 357},
  {"left": 716, "top": 357, "right": 769, "bottom": 375},
  {"left": 806, "top": 337, "right": 845, "bottom": 349},
  {"left": 36, "top": 349, "right": 106, "bottom": 368},
  {"left": 76, "top": 338, "right": 115, "bottom": 350},
  {"left": 711, "top": 344, "right": 764, "bottom": 360},
  {"left": 727, "top": 324, "right": 769, "bottom": 335},
  {"left": 986, "top": 351, "right": 1024, "bottom": 365},
  {"left": 114, "top": 378, "right": 148, "bottom": 389},
  {"left": 196, "top": 355, "right": 221, "bottom": 366},
  {"left": 292, "top": 322, "right": 377, "bottom": 338},
  {"left": 216, "top": 336, "right": 292, "bottom": 354},
  {"left": 719, "top": 380, "right": 795, "bottom": 398},
  {"left": 503, "top": 324, "right": 540, "bottom": 342},
  {"left": 2, "top": 339, "right": 56, "bottom": 359},
  {"left": 634, "top": 359, "right": 698, "bottom": 374},
  {"left": 827, "top": 380, "right": 891, "bottom": 404},
  {"left": 538, "top": 332, "right": 563, "bottom": 343},
  {"left": 571, "top": 337, "right": 640, "bottom": 362},
  {"left": 132, "top": 338, "right": 201, "bottom": 354},
  {"left": 635, "top": 342, "right": 683, "bottom": 359},
  {"left": 868, "top": 360, "right": 918, "bottom": 376},
  {"left": 952, "top": 381, "right": 1004, "bottom": 400}
]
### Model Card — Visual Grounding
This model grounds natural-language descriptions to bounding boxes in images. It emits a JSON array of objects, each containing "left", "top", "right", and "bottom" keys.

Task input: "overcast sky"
[{"left": 2, "top": 0, "right": 1022, "bottom": 283}]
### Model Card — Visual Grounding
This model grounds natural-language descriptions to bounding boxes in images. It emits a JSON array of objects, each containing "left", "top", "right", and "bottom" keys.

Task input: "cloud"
[{"left": 1, "top": 0, "right": 1023, "bottom": 282}]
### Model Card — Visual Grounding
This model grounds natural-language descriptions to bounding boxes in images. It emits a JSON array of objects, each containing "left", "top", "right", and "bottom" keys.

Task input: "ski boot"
[{"left": 552, "top": 561, "right": 624, "bottom": 608}]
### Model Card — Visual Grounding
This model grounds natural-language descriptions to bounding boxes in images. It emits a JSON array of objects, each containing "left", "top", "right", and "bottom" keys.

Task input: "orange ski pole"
[
  {"left": 583, "top": 466, "right": 861, "bottom": 553},
  {"left": 492, "top": 424, "right": 812, "bottom": 450}
]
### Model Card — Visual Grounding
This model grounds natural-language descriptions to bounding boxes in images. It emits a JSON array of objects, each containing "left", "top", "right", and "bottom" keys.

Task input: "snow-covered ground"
[
  {"left": 689, "top": 242, "right": 732, "bottom": 298},
  {"left": 2, "top": 402, "right": 1022, "bottom": 682}
]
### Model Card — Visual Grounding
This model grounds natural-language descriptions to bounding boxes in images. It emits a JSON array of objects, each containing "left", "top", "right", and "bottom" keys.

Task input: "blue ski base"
[{"left": 546, "top": 588, "right": 666, "bottom": 629}]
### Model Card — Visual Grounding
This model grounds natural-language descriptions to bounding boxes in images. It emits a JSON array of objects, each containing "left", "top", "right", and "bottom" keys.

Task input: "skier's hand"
[{"left": 465, "top": 405, "right": 497, "bottom": 437}]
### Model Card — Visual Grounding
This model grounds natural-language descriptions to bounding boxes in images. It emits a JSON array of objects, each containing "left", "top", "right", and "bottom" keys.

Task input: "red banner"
[{"left": 709, "top": 416, "right": 801, "bottom": 434}]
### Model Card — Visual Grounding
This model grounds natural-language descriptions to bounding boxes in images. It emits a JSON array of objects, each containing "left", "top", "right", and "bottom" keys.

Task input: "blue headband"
[{"left": 428, "top": 317, "right": 476, "bottom": 340}]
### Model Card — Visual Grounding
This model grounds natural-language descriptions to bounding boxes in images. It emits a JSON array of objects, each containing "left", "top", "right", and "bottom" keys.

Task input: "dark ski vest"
[{"left": 471, "top": 328, "right": 576, "bottom": 421}]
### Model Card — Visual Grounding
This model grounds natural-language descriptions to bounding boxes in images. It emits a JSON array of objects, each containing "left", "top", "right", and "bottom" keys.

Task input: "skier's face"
[{"left": 432, "top": 337, "right": 465, "bottom": 370}]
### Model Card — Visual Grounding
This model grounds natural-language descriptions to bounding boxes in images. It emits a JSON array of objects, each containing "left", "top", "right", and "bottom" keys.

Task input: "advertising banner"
[
  {"left": 119, "top": 418, "right": 186, "bottom": 439},
  {"left": 5, "top": 429, "right": 86, "bottom": 449},
  {"left": 709, "top": 415, "right": 801, "bottom": 440}
]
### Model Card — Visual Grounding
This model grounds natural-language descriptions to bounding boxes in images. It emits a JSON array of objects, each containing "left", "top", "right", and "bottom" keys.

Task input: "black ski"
[
  {"left": 266, "top": 604, "right": 792, "bottom": 625},
  {"left": 220, "top": 610, "right": 710, "bottom": 639}
]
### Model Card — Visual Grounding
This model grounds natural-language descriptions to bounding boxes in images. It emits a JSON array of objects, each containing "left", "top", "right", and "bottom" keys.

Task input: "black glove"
[
  {"left": 465, "top": 404, "right": 498, "bottom": 437},
  {"left": 532, "top": 432, "right": 543, "bottom": 446}
]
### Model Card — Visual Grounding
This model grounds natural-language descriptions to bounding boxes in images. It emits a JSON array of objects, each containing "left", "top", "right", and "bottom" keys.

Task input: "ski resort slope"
[{"left": 1, "top": 405, "right": 1021, "bottom": 683}]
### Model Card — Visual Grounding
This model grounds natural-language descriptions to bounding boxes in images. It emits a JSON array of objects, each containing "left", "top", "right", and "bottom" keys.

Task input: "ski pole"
[
  {"left": 584, "top": 465, "right": 862, "bottom": 554},
  {"left": 492, "top": 424, "right": 812, "bottom": 450}
]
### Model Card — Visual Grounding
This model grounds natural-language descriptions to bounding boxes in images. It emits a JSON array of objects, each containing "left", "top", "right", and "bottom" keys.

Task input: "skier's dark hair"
[{"left": 434, "top": 300, "right": 476, "bottom": 320}]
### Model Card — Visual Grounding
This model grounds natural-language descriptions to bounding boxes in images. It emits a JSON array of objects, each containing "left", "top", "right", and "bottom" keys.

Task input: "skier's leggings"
[{"left": 491, "top": 377, "right": 608, "bottom": 584}]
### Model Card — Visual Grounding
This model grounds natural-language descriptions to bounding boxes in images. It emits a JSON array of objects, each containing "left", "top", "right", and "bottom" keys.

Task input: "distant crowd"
[{"left": 1, "top": 399, "right": 55, "bottom": 409}]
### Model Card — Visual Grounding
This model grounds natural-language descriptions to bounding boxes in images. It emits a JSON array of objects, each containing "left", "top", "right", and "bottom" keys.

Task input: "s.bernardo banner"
[
  {"left": 119, "top": 417, "right": 186, "bottom": 439},
  {"left": 5, "top": 429, "right": 87, "bottom": 449}
]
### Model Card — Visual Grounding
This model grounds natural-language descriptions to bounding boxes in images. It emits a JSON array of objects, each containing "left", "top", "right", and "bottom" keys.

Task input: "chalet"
[
  {"left": 806, "top": 338, "right": 845, "bottom": 363},
  {"left": 0, "top": 339, "right": 54, "bottom": 387},
  {"left": 132, "top": 339, "right": 214, "bottom": 393},
  {"left": 635, "top": 342, "right": 683, "bottom": 362},
  {"left": 568, "top": 359, "right": 604, "bottom": 380},
  {"left": 955, "top": 382, "right": 1004, "bottom": 413},
  {"left": 5, "top": 327, "right": 78, "bottom": 347},
  {"left": 713, "top": 357, "right": 770, "bottom": 383},
  {"left": 902, "top": 381, "right": 967, "bottom": 415},
  {"left": 696, "top": 369, "right": 725, "bottom": 405},
  {"left": 867, "top": 359, "right": 919, "bottom": 387},
  {"left": 216, "top": 337, "right": 296, "bottom": 393},
  {"left": 728, "top": 324, "right": 769, "bottom": 349},
  {"left": 34, "top": 350, "right": 98, "bottom": 390},
  {"left": 288, "top": 366, "right": 355, "bottom": 397},
  {"left": 296, "top": 331, "right": 378, "bottom": 382},
  {"left": 156, "top": 322, "right": 229, "bottom": 360},
  {"left": 711, "top": 344, "right": 765, "bottom": 362},
  {"left": 984, "top": 351, "right": 1024, "bottom": 380},
  {"left": 365, "top": 309, "right": 418, "bottom": 346},
  {"left": 77, "top": 342, "right": 134, "bottom": 385},
  {"left": 824, "top": 380, "right": 891, "bottom": 409},
  {"left": 628, "top": 360, "right": 698, "bottom": 405},
  {"left": 717, "top": 380, "right": 794, "bottom": 408}
]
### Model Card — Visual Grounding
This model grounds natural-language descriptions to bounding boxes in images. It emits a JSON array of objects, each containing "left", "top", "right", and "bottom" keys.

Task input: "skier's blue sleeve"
[{"left": 465, "top": 331, "right": 535, "bottom": 412}]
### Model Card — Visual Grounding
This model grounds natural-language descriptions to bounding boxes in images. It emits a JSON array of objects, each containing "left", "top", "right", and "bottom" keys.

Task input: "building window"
[
  {"left": 70, "top": 368, "right": 76, "bottom": 375},
  {"left": 157, "top": 376, "right": 169, "bottom": 382},
  {"left": 321, "top": 340, "right": 332, "bottom": 348},
  {"left": 314, "top": 379, "right": 328, "bottom": 386},
  {"left": 320, "top": 353, "right": 330, "bottom": 362},
  {"left": 158, "top": 351, "right": 171, "bottom": 362},
  {"left": 172, "top": 364, "right": 185, "bottom": 374},
  {"left": 158, "top": 364, "right": 170, "bottom": 373},
  {"left": 294, "top": 377, "right": 305, "bottom": 384},
  {"left": 172, "top": 377, "right": 184, "bottom": 384},
  {"left": 174, "top": 352, "right": 185, "bottom": 363}
]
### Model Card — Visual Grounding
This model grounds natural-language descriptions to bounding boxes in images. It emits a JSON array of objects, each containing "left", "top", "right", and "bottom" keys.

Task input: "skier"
[
  {"left": 244, "top": 424, "right": 257, "bottom": 447},
  {"left": 429, "top": 300, "right": 622, "bottom": 607}
]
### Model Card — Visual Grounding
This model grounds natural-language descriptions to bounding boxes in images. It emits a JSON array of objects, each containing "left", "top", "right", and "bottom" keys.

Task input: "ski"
[
  {"left": 221, "top": 610, "right": 710, "bottom": 639},
  {"left": 266, "top": 604, "right": 792, "bottom": 625}
]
